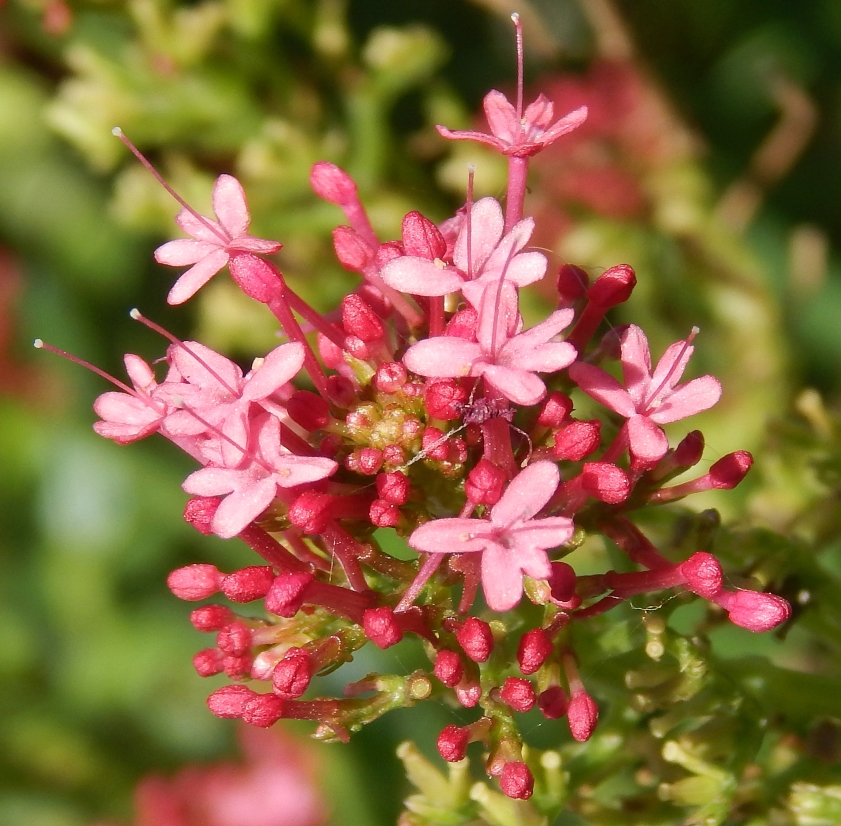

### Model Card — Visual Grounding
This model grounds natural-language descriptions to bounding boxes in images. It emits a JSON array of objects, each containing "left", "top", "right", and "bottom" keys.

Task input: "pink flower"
[
  {"left": 408, "top": 461, "right": 574, "bottom": 611},
  {"left": 403, "top": 281, "right": 576, "bottom": 406},
  {"left": 437, "top": 90, "right": 588, "bottom": 158},
  {"left": 568, "top": 325, "right": 722, "bottom": 463},
  {"left": 155, "top": 340, "right": 305, "bottom": 468},
  {"left": 154, "top": 174, "right": 282, "bottom": 305},
  {"left": 93, "top": 354, "right": 168, "bottom": 443},
  {"left": 182, "top": 414, "right": 338, "bottom": 538}
]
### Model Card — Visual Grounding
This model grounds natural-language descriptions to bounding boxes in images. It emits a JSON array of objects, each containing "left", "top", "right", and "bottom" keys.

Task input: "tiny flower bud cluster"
[{"left": 46, "top": 17, "right": 791, "bottom": 803}]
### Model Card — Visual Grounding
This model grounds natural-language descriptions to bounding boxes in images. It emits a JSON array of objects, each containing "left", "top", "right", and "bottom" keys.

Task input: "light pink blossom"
[
  {"left": 182, "top": 414, "right": 337, "bottom": 539},
  {"left": 155, "top": 174, "right": 282, "bottom": 305},
  {"left": 568, "top": 325, "right": 722, "bottom": 463},
  {"left": 437, "top": 90, "right": 588, "bottom": 158},
  {"left": 408, "top": 461, "right": 574, "bottom": 611},
  {"left": 403, "top": 281, "right": 576, "bottom": 406},
  {"left": 155, "top": 341, "right": 305, "bottom": 468}
]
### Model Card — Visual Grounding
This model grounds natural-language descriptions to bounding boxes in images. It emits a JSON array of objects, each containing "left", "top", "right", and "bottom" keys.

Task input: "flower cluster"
[{"left": 45, "top": 15, "right": 791, "bottom": 804}]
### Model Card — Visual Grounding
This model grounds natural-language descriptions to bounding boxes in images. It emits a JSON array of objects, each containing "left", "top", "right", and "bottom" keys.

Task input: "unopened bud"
[
  {"left": 500, "top": 761, "right": 534, "bottom": 800},
  {"left": 433, "top": 649, "right": 464, "bottom": 687},
  {"left": 363, "top": 606, "right": 404, "bottom": 649},
  {"left": 456, "top": 617, "right": 494, "bottom": 662},
  {"left": 425, "top": 379, "right": 468, "bottom": 420},
  {"left": 586, "top": 264, "right": 636, "bottom": 307},
  {"left": 342, "top": 294, "right": 385, "bottom": 341},
  {"left": 221, "top": 566, "right": 275, "bottom": 603},
  {"left": 402, "top": 211, "right": 447, "bottom": 259},
  {"left": 190, "top": 604, "right": 235, "bottom": 631},
  {"left": 568, "top": 691, "right": 599, "bottom": 742},
  {"left": 207, "top": 684, "right": 253, "bottom": 719},
  {"left": 557, "top": 263, "right": 589, "bottom": 303},
  {"left": 437, "top": 724, "right": 470, "bottom": 762},
  {"left": 465, "top": 459, "right": 506, "bottom": 506},
  {"left": 517, "top": 628, "right": 554, "bottom": 674},
  {"left": 499, "top": 677, "right": 536, "bottom": 713},
  {"left": 310, "top": 161, "right": 359, "bottom": 205},
  {"left": 242, "top": 692, "right": 285, "bottom": 727},
  {"left": 553, "top": 419, "right": 601, "bottom": 461},
  {"left": 537, "top": 391, "right": 574, "bottom": 427},
  {"left": 709, "top": 451, "right": 753, "bottom": 489},
  {"left": 167, "top": 564, "right": 222, "bottom": 600},
  {"left": 680, "top": 552, "right": 723, "bottom": 599}
]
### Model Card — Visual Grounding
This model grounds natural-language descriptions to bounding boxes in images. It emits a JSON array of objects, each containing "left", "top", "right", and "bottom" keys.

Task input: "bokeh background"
[{"left": 2, "top": 1, "right": 841, "bottom": 824}]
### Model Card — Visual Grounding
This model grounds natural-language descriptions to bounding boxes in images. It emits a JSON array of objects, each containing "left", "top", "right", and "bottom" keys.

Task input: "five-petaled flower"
[
  {"left": 437, "top": 91, "right": 588, "bottom": 158},
  {"left": 569, "top": 324, "right": 722, "bottom": 463},
  {"left": 154, "top": 174, "right": 282, "bottom": 305},
  {"left": 408, "top": 461, "right": 574, "bottom": 611}
]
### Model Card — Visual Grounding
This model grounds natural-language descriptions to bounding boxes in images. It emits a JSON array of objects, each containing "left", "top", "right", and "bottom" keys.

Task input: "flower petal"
[
  {"left": 167, "top": 248, "right": 231, "bottom": 305},
  {"left": 154, "top": 239, "right": 218, "bottom": 267},
  {"left": 380, "top": 256, "right": 464, "bottom": 296},
  {"left": 483, "top": 89, "right": 520, "bottom": 145},
  {"left": 626, "top": 415, "right": 669, "bottom": 462},
  {"left": 481, "top": 543, "right": 526, "bottom": 611},
  {"left": 242, "top": 342, "right": 305, "bottom": 401},
  {"left": 568, "top": 362, "right": 636, "bottom": 418},
  {"left": 212, "top": 174, "right": 250, "bottom": 238},
  {"left": 408, "top": 518, "right": 493, "bottom": 554},
  {"left": 403, "top": 337, "right": 482, "bottom": 379},
  {"left": 453, "top": 198, "right": 504, "bottom": 275},
  {"left": 649, "top": 375, "right": 722, "bottom": 423},
  {"left": 491, "top": 461, "right": 560, "bottom": 526}
]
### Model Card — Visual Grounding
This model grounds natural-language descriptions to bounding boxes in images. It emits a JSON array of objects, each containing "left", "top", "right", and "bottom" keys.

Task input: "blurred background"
[{"left": 2, "top": 0, "right": 841, "bottom": 824}]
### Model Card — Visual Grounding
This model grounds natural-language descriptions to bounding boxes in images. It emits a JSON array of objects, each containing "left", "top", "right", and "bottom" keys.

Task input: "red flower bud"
[
  {"left": 183, "top": 497, "right": 220, "bottom": 535},
  {"left": 402, "top": 211, "right": 447, "bottom": 259},
  {"left": 369, "top": 499, "right": 399, "bottom": 527},
  {"left": 437, "top": 724, "right": 470, "bottom": 762},
  {"left": 709, "top": 451, "right": 753, "bottom": 489},
  {"left": 680, "top": 552, "right": 723, "bottom": 599},
  {"left": 288, "top": 492, "right": 332, "bottom": 534},
  {"left": 500, "top": 677, "right": 536, "bottom": 713},
  {"left": 363, "top": 606, "right": 403, "bottom": 649},
  {"left": 465, "top": 459, "right": 506, "bottom": 506},
  {"left": 537, "top": 685, "right": 569, "bottom": 719},
  {"left": 217, "top": 621, "right": 252, "bottom": 656},
  {"left": 557, "top": 263, "right": 589, "bottom": 302},
  {"left": 221, "top": 566, "right": 276, "bottom": 603},
  {"left": 714, "top": 589, "right": 792, "bottom": 632},
  {"left": 310, "top": 161, "right": 359, "bottom": 205},
  {"left": 500, "top": 762, "right": 534, "bottom": 800},
  {"left": 568, "top": 691, "right": 599, "bottom": 742},
  {"left": 207, "top": 684, "right": 253, "bottom": 719},
  {"left": 582, "top": 462, "right": 631, "bottom": 504},
  {"left": 273, "top": 650, "right": 312, "bottom": 698},
  {"left": 374, "top": 362, "right": 407, "bottom": 393},
  {"left": 586, "top": 264, "right": 636, "bottom": 308},
  {"left": 674, "top": 430, "right": 705, "bottom": 467},
  {"left": 444, "top": 307, "right": 478, "bottom": 340},
  {"left": 167, "top": 564, "right": 222, "bottom": 601},
  {"left": 242, "top": 692, "right": 285, "bottom": 728},
  {"left": 456, "top": 617, "right": 494, "bottom": 662},
  {"left": 228, "top": 252, "right": 280, "bottom": 304},
  {"left": 333, "top": 225, "right": 374, "bottom": 271},
  {"left": 193, "top": 648, "right": 224, "bottom": 677},
  {"left": 433, "top": 649, "right": 464, "bottom": 687},
  {"left": 517, "top": 628, "right": 553, "bottom": 675},
  {"left": 425, "top": 379, "right": 468, "bottom": 420},
  {"left": 342, "top": 294, "right": 385, "bottom": 342},
  {"left": 553, "top": 419, "right": 602, "bottom": 461},
  {"left": 376, "top": 471, "right": 410, "bottom": 505},
  {"left": 265, "top": 571, "right": 314, "bottom": 617},
  {"left": 537, "top": 391, "right": 574, "bottom": 428},
  {"left": 190, "top": 604, "right": 235, "bottom": 632}
]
